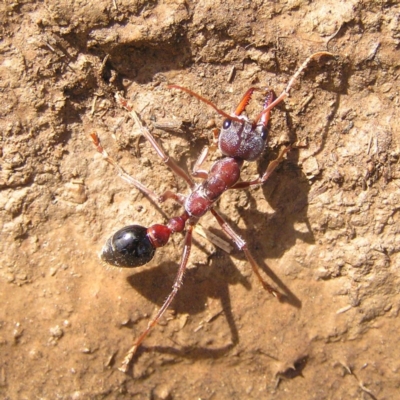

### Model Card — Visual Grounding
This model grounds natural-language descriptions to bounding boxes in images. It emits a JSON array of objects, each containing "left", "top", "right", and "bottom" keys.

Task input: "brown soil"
[{"left": 1, "top": 1, "right": 399, "bottom": 399}]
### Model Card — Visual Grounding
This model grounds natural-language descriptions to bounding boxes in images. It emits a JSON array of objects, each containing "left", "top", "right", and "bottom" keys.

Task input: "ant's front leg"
[
  {"left": 230, "top": 145, "right": 292, "bottom": 190},
  {"left": 192, "top": 146, "right": 210, "bottom": 179},
  {"left": 192, "top": 127, "right": 220, "bottom": 179}
]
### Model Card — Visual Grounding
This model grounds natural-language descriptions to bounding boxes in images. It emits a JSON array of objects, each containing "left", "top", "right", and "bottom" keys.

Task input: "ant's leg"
[
  {"left": 192, "top": 146, "right": 210, "bottom": 179},
  {"left": 231, "top": 145, "right": 292, "bottom": 190},
  {"left": 119, "top": 224, "right": 194, "bottom": 373},
  {"left": 192, "top": 127, "right": 220, "bottom": 179},
  {"left": 91, "top": 133, "right": 187, "bottom": 206},
  {"left": 116, "top": 93, "right": 195, "bottom": 189},
  {"left": 91, "top": 133, "right": 162, "bottom": 203},
  {"left": 210, "top": 208, "right": 281, "bottom": 299},
  {"left": 159, "top": 190, "right": 186, "bottom": 205}
]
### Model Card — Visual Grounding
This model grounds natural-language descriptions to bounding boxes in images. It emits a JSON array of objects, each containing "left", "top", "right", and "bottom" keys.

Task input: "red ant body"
[{"left": 91, "top": 51, "right": 333, "bottom": 372}]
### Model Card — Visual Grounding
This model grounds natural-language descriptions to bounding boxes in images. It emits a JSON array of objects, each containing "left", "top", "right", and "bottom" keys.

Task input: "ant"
[{"left": 91, "top": 51, "right": 333, "bottom": 372}]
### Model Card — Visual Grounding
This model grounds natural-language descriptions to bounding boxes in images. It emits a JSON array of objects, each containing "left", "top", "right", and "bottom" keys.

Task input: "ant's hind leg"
[
  {"left": 119, "top": 224, "right": 195, "bottom": 373},
  {"left": 210, "top": 208, "right": 282, "bottom": 300}
]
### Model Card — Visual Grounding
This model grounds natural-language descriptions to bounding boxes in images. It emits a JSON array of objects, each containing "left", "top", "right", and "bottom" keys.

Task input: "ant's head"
[
  {"left": 169, "top": 85, "right": 270, "bottom": 162},
  {"left": 101, "top": 225, "right": 155, "bottom": 268},
  {"left": 218, "top": 118, "right": 268, "bottom": 162}
]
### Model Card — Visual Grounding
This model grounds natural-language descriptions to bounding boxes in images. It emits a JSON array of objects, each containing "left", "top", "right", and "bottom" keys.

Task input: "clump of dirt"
[{"left": 0, "top": 0, "right": 399, "bottom": 398}]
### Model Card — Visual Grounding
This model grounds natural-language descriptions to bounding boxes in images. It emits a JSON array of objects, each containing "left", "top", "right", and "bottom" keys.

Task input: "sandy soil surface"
[{"left": 1, "top": 0, "right": 399, "bottom": 399}]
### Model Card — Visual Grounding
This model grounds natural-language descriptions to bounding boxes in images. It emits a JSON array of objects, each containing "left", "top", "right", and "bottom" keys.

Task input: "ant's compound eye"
[
  {"left": 222, "top": 119, "right": 231, "bottom": 130},
  {"left": 261, "top": 125, "right": 268, "bottom": 141},
  {"left": 100, "top": 225, "right": 155, "bottom": 268}
]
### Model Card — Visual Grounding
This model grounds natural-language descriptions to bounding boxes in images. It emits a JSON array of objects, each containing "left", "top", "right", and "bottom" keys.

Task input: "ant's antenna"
[{"left": 168, "top": 85, "right": 243, "bottom": 123}]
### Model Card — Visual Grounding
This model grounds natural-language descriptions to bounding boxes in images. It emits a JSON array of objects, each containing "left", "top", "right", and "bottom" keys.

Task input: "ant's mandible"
[{"left": 91, "top": 51, "right": 334, "bottom": 372}]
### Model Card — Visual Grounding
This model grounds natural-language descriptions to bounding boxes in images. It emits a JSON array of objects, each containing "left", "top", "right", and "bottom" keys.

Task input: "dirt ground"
[{"left": 1, "top": 0, "right": 399, "bottom": 399}]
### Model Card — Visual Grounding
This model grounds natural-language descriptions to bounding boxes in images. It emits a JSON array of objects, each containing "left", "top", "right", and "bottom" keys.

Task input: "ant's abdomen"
[{"left": 101, "top": 225, "right": 156, "bottom": 267}]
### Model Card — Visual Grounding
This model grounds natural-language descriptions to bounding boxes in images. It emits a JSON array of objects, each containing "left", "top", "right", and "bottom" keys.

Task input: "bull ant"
[{"left": 91, "top": 51, "right": 333, "bottom": 372}]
